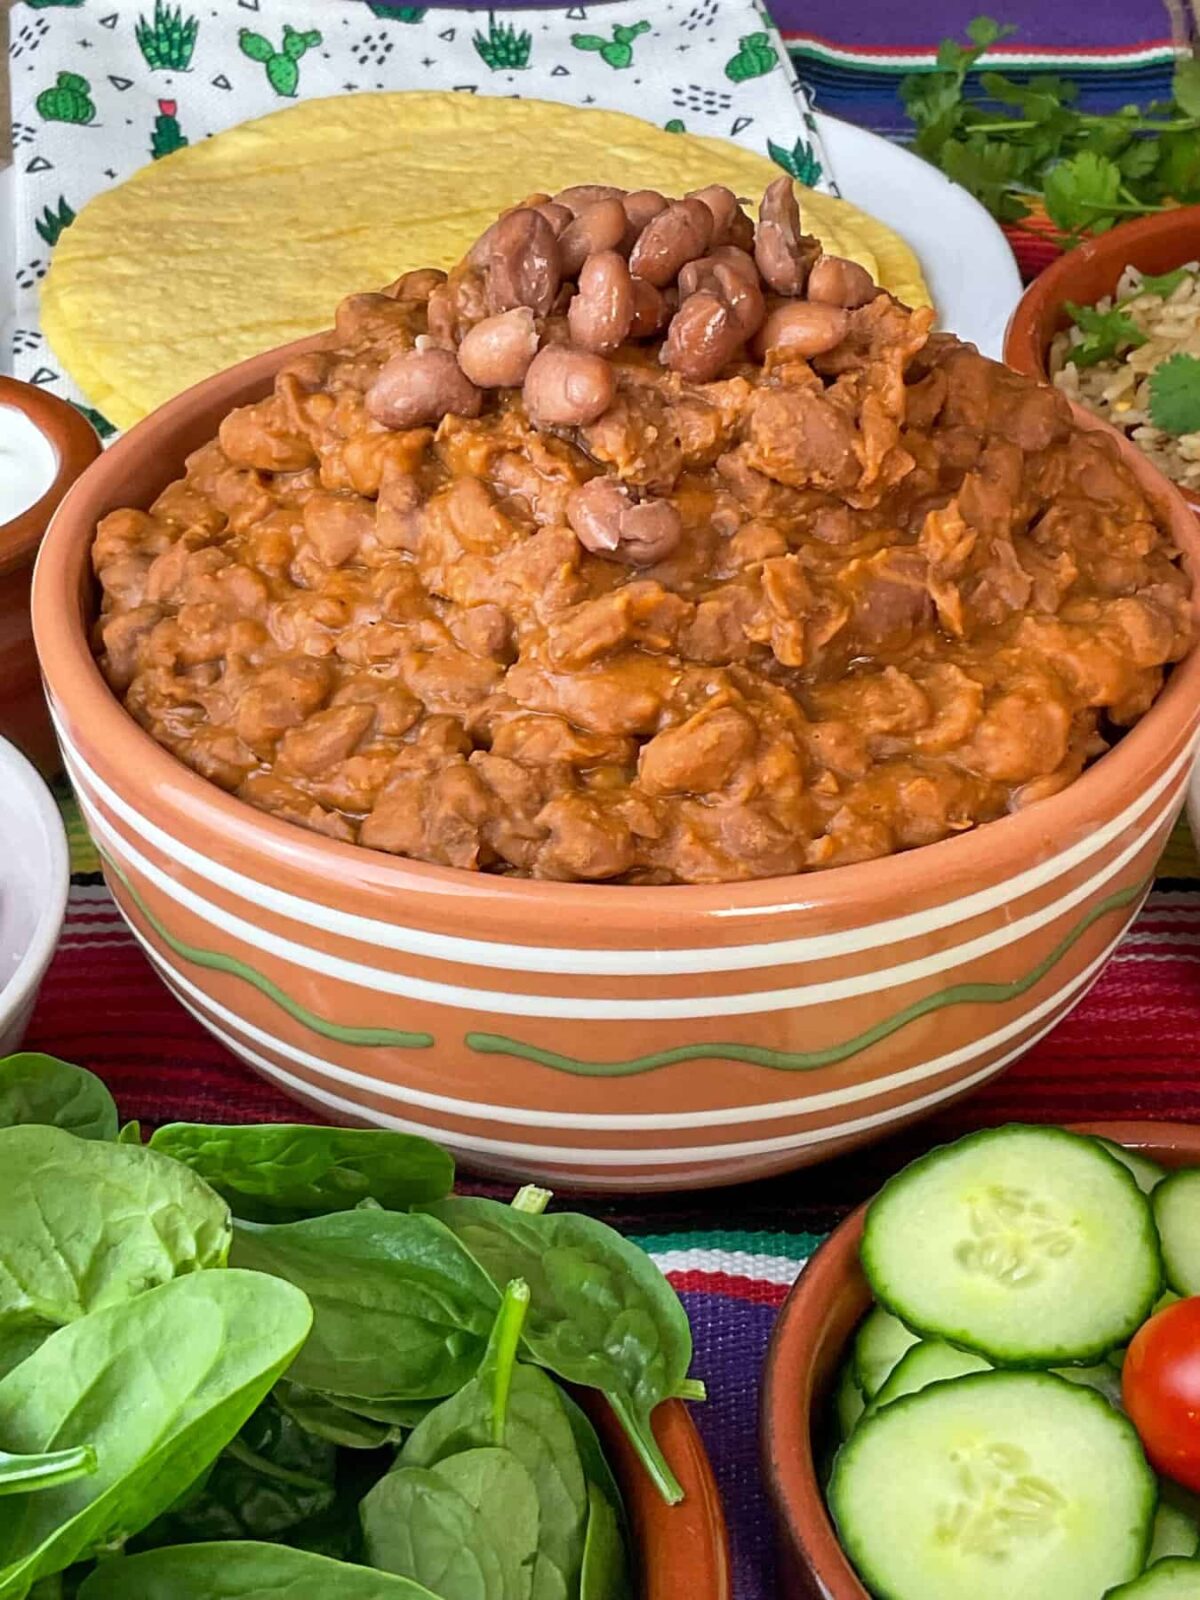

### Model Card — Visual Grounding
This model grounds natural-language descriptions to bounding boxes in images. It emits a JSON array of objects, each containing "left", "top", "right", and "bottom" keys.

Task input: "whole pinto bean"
[
  {"left": 628, "top": 277, "right": 672, "bottom": 338},
  {"left": 366, "top": 348, "right": 483, "bottom": 429},
  {"left": 522, "top": 345, "right": 615, "bottom": 427},
  {"left": 568, "top": 251, "right": 635, "bottom": 354},
  {"left": 751, "top": 299, "right": 850, "bottom": 360},
  {"left": 534, "top": 200, "right": 574, "bottom": 236},
  {"left": 678, "top": 251, "right": 765, "bottom": 341},
  {"left": 754, "top": 174, "right": 820, "bottom": 296},
  {"left": 457, "top": 307, "right": 541, "bottom": 387},
  {"left": 484, "top": 207, "right": 562, "bottom": 316},
  {"left": 628, "top": 199, "right": 713, "bottom": 288},
  {"left": 688, "top": 185, "right": 741, "bottom": 245},
  {"left": 662, "top": 289, "right": 743, "bottom": 383},
  {"left": 558, "top": 198, "right": 630, "bottom": 278},
  {"left": 807, "top": 253, "right": 879, "bottom": 309},
  {"left": 554, "top": 183, "right": 626, "bottom": 216},
  {"left": 566, "top": 477, "right": 683, "bottom": 566},
  {"left": 622, "top": 188, "right": 668, "bottom": 240}
]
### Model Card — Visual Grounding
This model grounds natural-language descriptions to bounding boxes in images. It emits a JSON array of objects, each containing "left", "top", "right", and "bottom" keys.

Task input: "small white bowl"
[
  {"left": 1189, "top": 755, "right": 1200, "bottom": 861},
  {"left": 0, "top": 735, "right": 68, "bottom": 1053}
]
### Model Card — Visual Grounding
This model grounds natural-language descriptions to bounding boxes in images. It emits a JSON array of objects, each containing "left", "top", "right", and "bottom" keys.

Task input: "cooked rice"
[{"left": 1048, "top": 262, "right": 1200, "bottom": 495}]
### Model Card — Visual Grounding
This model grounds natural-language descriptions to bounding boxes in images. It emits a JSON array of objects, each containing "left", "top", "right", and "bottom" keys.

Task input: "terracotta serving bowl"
[
  {"left": 30, "top": 337, "right": 1200, "bottom": 1190},
  {"left": 0, "top": 379, "right": 100, "bottom": 776},
  {"left": 761, "top": 1119, "right": 1200, "bottom": 1600},
  {"left": 588, "top": 1394, "right": 731, "bottom": 1599},
  {"left": 1004, "top": 206, "right": 1200, "bottom": 518}
]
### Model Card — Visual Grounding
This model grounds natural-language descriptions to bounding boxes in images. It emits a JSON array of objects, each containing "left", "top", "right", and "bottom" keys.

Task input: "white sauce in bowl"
[{"left": 0, "top": 405, "right": 59, "bottom": 526}]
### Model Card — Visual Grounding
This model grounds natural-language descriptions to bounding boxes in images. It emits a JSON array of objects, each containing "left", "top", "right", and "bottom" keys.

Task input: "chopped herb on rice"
[{"left": 1049, "top": 263, "right": 1200, "bottom": 496}]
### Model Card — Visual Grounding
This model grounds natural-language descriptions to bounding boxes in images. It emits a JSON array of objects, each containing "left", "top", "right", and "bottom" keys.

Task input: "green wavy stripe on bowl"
[
  {"left": 99, "top": 849, "right": 434, "bottom": 1050},
  {"left": 465, "top": 875, "right": 1150, "bottom": 1077}
]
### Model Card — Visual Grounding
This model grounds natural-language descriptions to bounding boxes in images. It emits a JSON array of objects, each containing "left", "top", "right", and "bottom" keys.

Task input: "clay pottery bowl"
[
  {"left": 587, "top": 1394, "right": 731, "bottom": 1598},
  {"left": 0, "top": 379, "right": 100, "bottom": 776},
  {"left": 30, "top": 337, "right": 1200, "bottom": 1189},
  {"left": 1004, "top": 205, "right": 1200, "bottom": 517},
  {"left": 760, "top": 1120, "right": 1200, "bottom": 1599}
]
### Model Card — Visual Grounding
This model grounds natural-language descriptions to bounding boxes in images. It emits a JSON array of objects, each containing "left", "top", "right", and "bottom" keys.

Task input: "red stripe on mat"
[{"left": 665, "top": 1271, "right": 793, "bottom": 1308}]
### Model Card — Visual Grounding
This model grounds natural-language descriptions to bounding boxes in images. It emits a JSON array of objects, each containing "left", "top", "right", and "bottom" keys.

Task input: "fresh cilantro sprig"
[
  {"left": 1149, "top": 355, "right": 1200, "bottom": 437},
  {"left": 1062, "top": 301, "right": 1147, "bottom": 369},
  {"left": 901, "top": 16, "right": 1200, "bottom": 236}
]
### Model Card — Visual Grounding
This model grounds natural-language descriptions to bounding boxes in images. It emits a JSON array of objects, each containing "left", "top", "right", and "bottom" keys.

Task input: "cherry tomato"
[{"left": 1123, "top": 1296, "right": 1200, "bottom": 1492}]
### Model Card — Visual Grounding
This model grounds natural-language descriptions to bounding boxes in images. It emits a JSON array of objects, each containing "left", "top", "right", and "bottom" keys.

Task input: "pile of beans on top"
[
  {"left": 367, "top": 179, "right": 873, "bottom": 567},
  {"left": 92, "top": 177, "right": 1193, "bottom": 883}
]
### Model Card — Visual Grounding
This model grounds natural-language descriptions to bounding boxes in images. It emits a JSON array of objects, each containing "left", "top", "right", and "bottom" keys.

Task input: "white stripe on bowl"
[
  {"left": 156, "top": 979, "right": 1091, "bottom": 1166},
  {"left": 56, "top": 723, "right": 1196, "bottom": 977},
  {"left": 131, "top": 926, "right": 1119, "bottom": 1129},
  {"left": 77, "top": 778, "right": 1159, "bottom": 1021}
]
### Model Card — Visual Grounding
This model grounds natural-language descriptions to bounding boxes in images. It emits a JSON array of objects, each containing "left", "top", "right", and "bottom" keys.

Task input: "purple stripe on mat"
[{"left": 681, "top": 1291, "right": 781, "bottom": 1600}]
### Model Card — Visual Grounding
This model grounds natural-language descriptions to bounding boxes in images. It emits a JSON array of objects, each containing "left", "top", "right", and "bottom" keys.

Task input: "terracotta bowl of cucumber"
[{"left": 762, "top": 1120, "right": 1200, "bottom": 1600}]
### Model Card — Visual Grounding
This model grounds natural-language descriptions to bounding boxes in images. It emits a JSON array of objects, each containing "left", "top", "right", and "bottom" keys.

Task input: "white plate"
[{"left": 817, "top": 113, "right": 1022, "bottom": 360}]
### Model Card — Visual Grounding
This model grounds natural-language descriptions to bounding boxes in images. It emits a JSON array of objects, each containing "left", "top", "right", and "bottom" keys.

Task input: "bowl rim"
[
  {"left": 31, "top": 335, "right": 1200, "bottom": 934},
  {"left": 0, "top": 378, "right": 101, "bottom": 579},
  {"left": 760, "top": 1118, "right": 1200, "bottom": 1600},
  {"left": 0, "top": 734, "right": 70, "bottom": 1029},
  {"left": 1003, "top": 205, "right": 1200, "bottom": 515},
  {"left": 587, "top": 1392, "right": 732, "bottom": 1600}
]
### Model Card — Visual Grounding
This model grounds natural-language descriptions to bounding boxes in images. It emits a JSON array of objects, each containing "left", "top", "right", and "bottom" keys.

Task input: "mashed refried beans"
[{"left": 92, "top": 181, "right": 1194, "bottom": 884}]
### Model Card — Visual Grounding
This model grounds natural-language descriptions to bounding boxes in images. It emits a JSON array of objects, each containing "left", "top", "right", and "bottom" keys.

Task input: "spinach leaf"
[
  {"left": 579, "top": 1485, "right": 632, "bottom": 1600},
  {"left": 149, "top": 1123, "right": 454, "bottom": 1221},
  {"left": 359, "top": 1466, "right": 509, "bottom": 1600},
  {"left": 0, "top": 1125, "right": 231, "bottom": 1331},
  {"left": 273, "top": 1381, "right": 400, "bottom": 1450},
  {"left": 75, "top": 1542, "right": 441, "bottom": 1597},
  {"left": 401, "top": 1282, "right": 588, "bottom": 1600},
  {"left": 229, "top": 1211, "right": 498, "bottom": 1401},
  {"left": 425, "top": 1196, "right": 692, "bottom": 1503},
  {"left": 555, "top": 1391, "right": 627, "bottom": 1536},
  {"left": 0, "top": 1269, "right": 311, "bottom": 1598},
  {"left": 317, "top": 1394, "right": 436, "bottom": 1430},
  {"left": 0, "top": 1446, "right": 96, "bottom": 1498},
  {"left": 0, "top": 1323, "right": 49, "bottom": 1381},
  {"left": 431, "top": 1448, "right": 539, "bottom": 1600},
  {"left": 135, "top": 1398, "right": 338, "bottom": 1544},
  {"left": 0, "top": 1055, "right": 117, "bottom": 1141}
]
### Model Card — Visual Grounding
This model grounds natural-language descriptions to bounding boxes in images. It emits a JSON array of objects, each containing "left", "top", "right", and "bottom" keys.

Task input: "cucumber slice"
[
  {"left": 853, "top": 1306, "right": 919, "bottom": 1399},
  {"left": 1095, "top": 1138, "right": 1167, "bottom": 1196},
  {"left": 873, "top": 1341, "right": 991, "bottom": 1409},
  {"left": 1154, "top": 1173, "right": 1200, "bottom": 1295},
  {"left": 830, "top": 1372, "right": 1156, "bottom": 1600},
  {"left": 1053, "top": 1362, "right": 1125, "bottom": 1410},
  {"left": 1147, "top": 1499, "right": 1200, "bottom": 1565},
  {"left": 1105, "top": 1558, "right": 1200, "bottom": 1596},
  {"left": 861, "top": 1126, "right": 1162, "bottom": 1364},
  {"left": 835, "top": 1360, "right": 866, "bottom": 1440}
]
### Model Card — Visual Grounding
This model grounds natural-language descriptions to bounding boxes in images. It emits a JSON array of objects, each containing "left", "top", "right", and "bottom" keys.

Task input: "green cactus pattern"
[
  {"left": 768, "top": 135, "right": 824, "bottom": 187},
  {"left": 239, "top": 24, "right": 322, "bottom": 98},
  {"left": 665, "top": 117, "right": 687, "bottom": 133},
  {"left": 725, "top": 31, "right": 778, "bottom": 83},
  {"left": 136, "top": 1, "right": 199, "bottom": 71},
  {"left": 570, "top": 19, "right": 651, "bottom": 70},
  {"left": 25, "top": 0, "right": 85, "bottom": 8},
  {"left": 150, "top": 98, "right": 187, "bottom": 160},
  {"left": 34, "top": 195, "right": 75, "bottom": 247},
  {"left": 366, "top": 3, "right": 428, "bottom": 17},
  {"left": 35, "top": 72, "right": 95, "bottom": 125},
  {"left": 473, "top": 12, "right": 532, "bottom": 70},
  {"left": 72, "top": 402, "right": 116, "bottom": 441}
]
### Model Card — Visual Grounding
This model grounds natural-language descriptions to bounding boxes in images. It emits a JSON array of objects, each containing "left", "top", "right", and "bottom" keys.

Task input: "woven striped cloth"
[{"left": 29, "top": 5, "right": 1200, "bottom": 1591}]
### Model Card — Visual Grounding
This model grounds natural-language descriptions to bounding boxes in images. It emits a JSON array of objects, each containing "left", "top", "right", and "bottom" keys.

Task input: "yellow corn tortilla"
[{"left": 42, "top": 91, "right": 931, "bottom": 430}]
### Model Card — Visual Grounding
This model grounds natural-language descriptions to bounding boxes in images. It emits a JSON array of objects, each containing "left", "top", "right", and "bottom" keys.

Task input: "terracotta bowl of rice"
[{"left": 1005, "top": 206, "right": 1200, "bottom": 517}]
